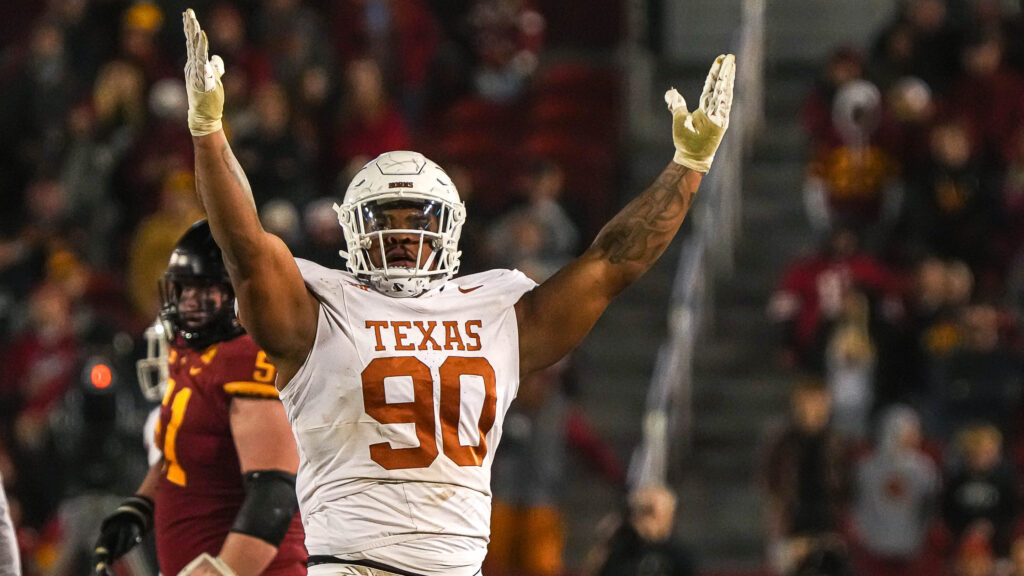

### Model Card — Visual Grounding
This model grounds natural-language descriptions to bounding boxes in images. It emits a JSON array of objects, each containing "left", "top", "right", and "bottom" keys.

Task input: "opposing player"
[
  {"left": 182, "top": 7, "right": 734, "bottom": 575},
  {"left": 92, "top": 221, "right": 306, "bottom": 576}
]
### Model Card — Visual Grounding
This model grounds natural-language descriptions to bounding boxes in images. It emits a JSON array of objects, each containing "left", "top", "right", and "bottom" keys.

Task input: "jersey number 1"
[{"left": 362, "top": 356, "right": 496, "bottom": 470}]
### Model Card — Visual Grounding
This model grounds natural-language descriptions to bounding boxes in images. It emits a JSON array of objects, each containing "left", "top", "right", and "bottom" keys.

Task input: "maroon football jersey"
[{"left": 153, "top": 334, "right": 306, "bottom": 575}]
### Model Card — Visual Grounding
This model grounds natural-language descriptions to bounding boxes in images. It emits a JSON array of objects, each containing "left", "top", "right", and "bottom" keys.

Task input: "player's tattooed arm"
[
  {"left": 592, "top": 163, "right": 699, "bottom": 270},
  {"left": 192, "top": 132, "right": 264, "bottom": 265},
  {"left": 184, "top": 9, "right": 318, "bottom": 378},
  {"left": 518, "top": 55, "right": 734, "bottom": 375},
  {"left": 221, "top": 143, "right": 258, "bottom": 214},
  {"left": 516, "top": 163, "right": 702, "bottom": 375}
]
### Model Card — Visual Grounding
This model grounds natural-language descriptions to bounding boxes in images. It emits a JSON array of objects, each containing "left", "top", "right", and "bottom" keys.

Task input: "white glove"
[
  {"left": 183, "top": 9, "right": 225, "bottom": 136},
  {"left": 176, "top": 552, "right": 237, "bottom": 576},
  {"left": 665, "top": 54, "right": 735, "bottom": 173}
]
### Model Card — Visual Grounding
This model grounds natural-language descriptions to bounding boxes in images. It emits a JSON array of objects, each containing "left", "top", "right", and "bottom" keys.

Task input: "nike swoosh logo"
[
  {"left": 458, "top": 285, "right": 483, "bottom": 294},
  {"left": 189, "top": 366, "right": 202, "bottom": 376}
]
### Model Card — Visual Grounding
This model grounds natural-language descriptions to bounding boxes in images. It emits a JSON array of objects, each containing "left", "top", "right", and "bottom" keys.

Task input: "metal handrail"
[{"left": 628, "top": 0, "right": 765, "bottom": 490}]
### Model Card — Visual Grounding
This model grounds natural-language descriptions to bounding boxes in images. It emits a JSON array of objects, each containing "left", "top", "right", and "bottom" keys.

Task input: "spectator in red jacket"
[{"left": 768, "top": 225, "right": 901, "bottom": 370}]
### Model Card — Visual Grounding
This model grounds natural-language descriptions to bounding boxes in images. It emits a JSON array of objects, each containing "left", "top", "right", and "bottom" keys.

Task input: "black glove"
[{"left": 93, "top": 494, "right": 154, "bottom": 575}]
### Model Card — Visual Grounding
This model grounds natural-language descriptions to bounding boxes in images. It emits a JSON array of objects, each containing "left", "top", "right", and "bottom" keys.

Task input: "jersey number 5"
[{"left": 362, "top": 356, "right": 496, "bottom": 470}]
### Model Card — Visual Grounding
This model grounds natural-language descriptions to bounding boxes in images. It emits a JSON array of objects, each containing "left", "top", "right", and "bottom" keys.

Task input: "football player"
[
  {"left": 92, "top": 221, "right": 306, "bottom": 576},
  {"left": 181, "top": 7, "right": 734, "bottom": 576}
]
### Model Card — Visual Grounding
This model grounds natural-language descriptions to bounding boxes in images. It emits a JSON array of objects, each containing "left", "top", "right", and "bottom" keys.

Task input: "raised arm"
[
  {"left": 517, "top": 55, "right": 735, "bottom": 375},
  {"left": 183, "top": 9, "right": 317, "bottom": 378}
]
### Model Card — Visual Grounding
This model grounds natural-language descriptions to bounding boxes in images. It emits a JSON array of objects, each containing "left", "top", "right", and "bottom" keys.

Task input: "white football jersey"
[{"left": 279, "top": 259, "right": 537, "bottom": 575}]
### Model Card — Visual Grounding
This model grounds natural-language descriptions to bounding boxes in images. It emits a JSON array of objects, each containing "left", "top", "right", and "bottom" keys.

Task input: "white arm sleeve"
[{"left": 0, "top": 477, "right": 20, "bottom": 576}]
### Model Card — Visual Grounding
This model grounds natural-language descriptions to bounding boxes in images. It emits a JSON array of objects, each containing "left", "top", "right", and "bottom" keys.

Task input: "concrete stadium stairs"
[{"left": 558, "top": 0, "right": 904, "bottom": 572}]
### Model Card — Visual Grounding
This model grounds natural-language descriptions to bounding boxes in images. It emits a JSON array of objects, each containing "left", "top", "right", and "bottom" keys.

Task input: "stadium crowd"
[{"left": 764, "top": 1, "right": 1024, "bottom": 575}]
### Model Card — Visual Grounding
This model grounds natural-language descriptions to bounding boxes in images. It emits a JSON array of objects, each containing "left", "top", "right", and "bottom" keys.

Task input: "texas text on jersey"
[{"left": 282, "top": 262, "right": 534, "bottom": 575}]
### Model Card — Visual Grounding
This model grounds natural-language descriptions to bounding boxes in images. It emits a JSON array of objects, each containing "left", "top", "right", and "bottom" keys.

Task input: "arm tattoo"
[
  {"left": 593, "top": 164, "right": 695, "bottom": 265},
  {"left": 220, "top": 144, "right": 258, "bottom": 213}
]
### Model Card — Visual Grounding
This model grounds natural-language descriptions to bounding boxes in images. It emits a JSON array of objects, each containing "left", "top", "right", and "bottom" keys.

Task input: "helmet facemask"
[
  {"left": 137, "top": 319, "right": 169, "bottom": 402},
  {"left": 336, "top": 151, "right": 466, "bottom": 298}
]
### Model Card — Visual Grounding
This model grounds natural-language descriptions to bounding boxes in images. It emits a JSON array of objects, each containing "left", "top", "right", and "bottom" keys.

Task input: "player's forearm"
[
  {"left": 218, "top": 532, "right": 277, "bottom": 576},
  {"left": 587, "top": 162, "right": 702, "bottom": 293},
  {"left": 193, "top": 131, "right": 265, "bottom": 276}
]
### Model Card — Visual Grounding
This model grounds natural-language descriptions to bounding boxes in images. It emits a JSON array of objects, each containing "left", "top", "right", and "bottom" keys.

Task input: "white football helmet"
[
  {"left": 137, "top": 318, "right": 169, "bottom": 402},
  {"left": 335, "top": 151, "right": 466, "bottom": 298}
]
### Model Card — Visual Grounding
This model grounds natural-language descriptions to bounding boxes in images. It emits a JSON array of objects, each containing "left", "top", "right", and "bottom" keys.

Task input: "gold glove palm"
[
  {"left": 665, "top": 54, "right": 735, "bottom": 173},
  {"left": 183, "top": 9, "right": 225, "bottom": 136}
]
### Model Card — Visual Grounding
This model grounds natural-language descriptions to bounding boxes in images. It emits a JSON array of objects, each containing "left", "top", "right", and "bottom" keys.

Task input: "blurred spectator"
[
  {"left": 849, "top": 405, "right": 940, "bottom": 576},
  {"left": 60, "top": 62, "right": 160, "bottom": 267},
  {"left": 331, "top": 57, "right": 411, "bottom": 178},
  {"left": 47, "top": 248, "right": 144, "bottom": 344},
  {"left": 116, "top": 74, "right": 193, "bottom": 231},
  {"left": 939, "top": 28, "right": 1024, "bottom": 169},
  {"left": 205, "top": 1, "right": 273, "bottom": 135},
  {"left": 867, "top": 21, "right": 916, "bottom": 93},
  {"left": 1009, "top": 247, "right": 1024, "bottom": 323},
  {"left": 1008, "top": 534, "right": 1024, "bottom": 576},
  {"left": 0, "top": 283, "right": 80, "bottom": 529},
  {"left": 903, "top": 119, "right": 998, "bottom": 278},
  {"left": 882, "top": 76, "right": 935, "bottom": 175},
  {"left": 98, "top": 57, "right": 176, "bottom": 233},
  {"left": 445, "top": 164, "right": 487, "bottom": 274},
  {"left": 965, "top": 0, "right": 1015, "bottom": 36},
  {"left": 485, "top": 159, "right": 579, "bottom": 277},
  {"left": 91, "top": 60, "right": 147, "bottom": 136},
  {"left": 126, "top": 169, "right": 205, "bottom": 320},
  {"left": 869, "top": 0, "right": 962, "bottom": 95},
  {"left": 468, "top": 0, "right": 545, "bottom": 102},
  {"left": 486, "top": 357, "right": 624, "bottom": 576},
  {"left": 261, "top": 198, "right": 305, "bottom": 253},
  {"left": 587, "top": 484, "right": 696, "bottom": 576},
  {"left": 890, "top": 256, "right": 971, "bottom": 408},
  {"left": 999, "top": 126, "right": 1024, "bottom": 267},
  {"left": 59, "top": 99, "right": 124, "bottom": 265},
  {"left": 762, "top": 379, "right": 852, "bottom": 576},
  {"left": 767, "top": 225, "right": 900, "bottom": 370},
  {"left": 802, "top": 79, "right": 903, "bottom": 240},
  {"left": 951, "top": 527, "right": 999, "bottom": 576},
  {"left": 926, "top": 302, "right": 1021, "bottom": 441},
  {"left": 802, "top": 47, "right": 866, "bottom": 148},
  {"left": 24, "top": 19, "right": 78, "bottom": 169},
  {"left": 233, "top": 81, "right": 316, "bottom": 210},
  {"left": 326, "top": 0, "right": 441, "bottom": 125},
  {"left": 118, "top": 2, "right": 176, "bottom": 85},
  {"left": 817, "top": 289, "right": 877, "bottom": 441},
  {"left": 487, "top": 362, "right": 568, "bottom": 576},
  {"left": 256, "top": 0, "right": 335, "bottom": 93},
  {"left": 385, "top": 0, "right": 443, "bottom": 124},
  {"left": 1005, "top": 4, "right": 1024, "bottom": 76},
  {"left": 20, "top": 176, "right": 72, "bottom": 250},
  {"left": 0, "top": 230, "right": 48, "bottom": 346},
  {"left": 941, "top": 423, "right": 1017, "bottom": 556},
  {"left": 789, "top": 536, "right": 856, "bottom": 576},
  {"left": 299, "top": 197, "right": 347, "bottom": 267}
]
